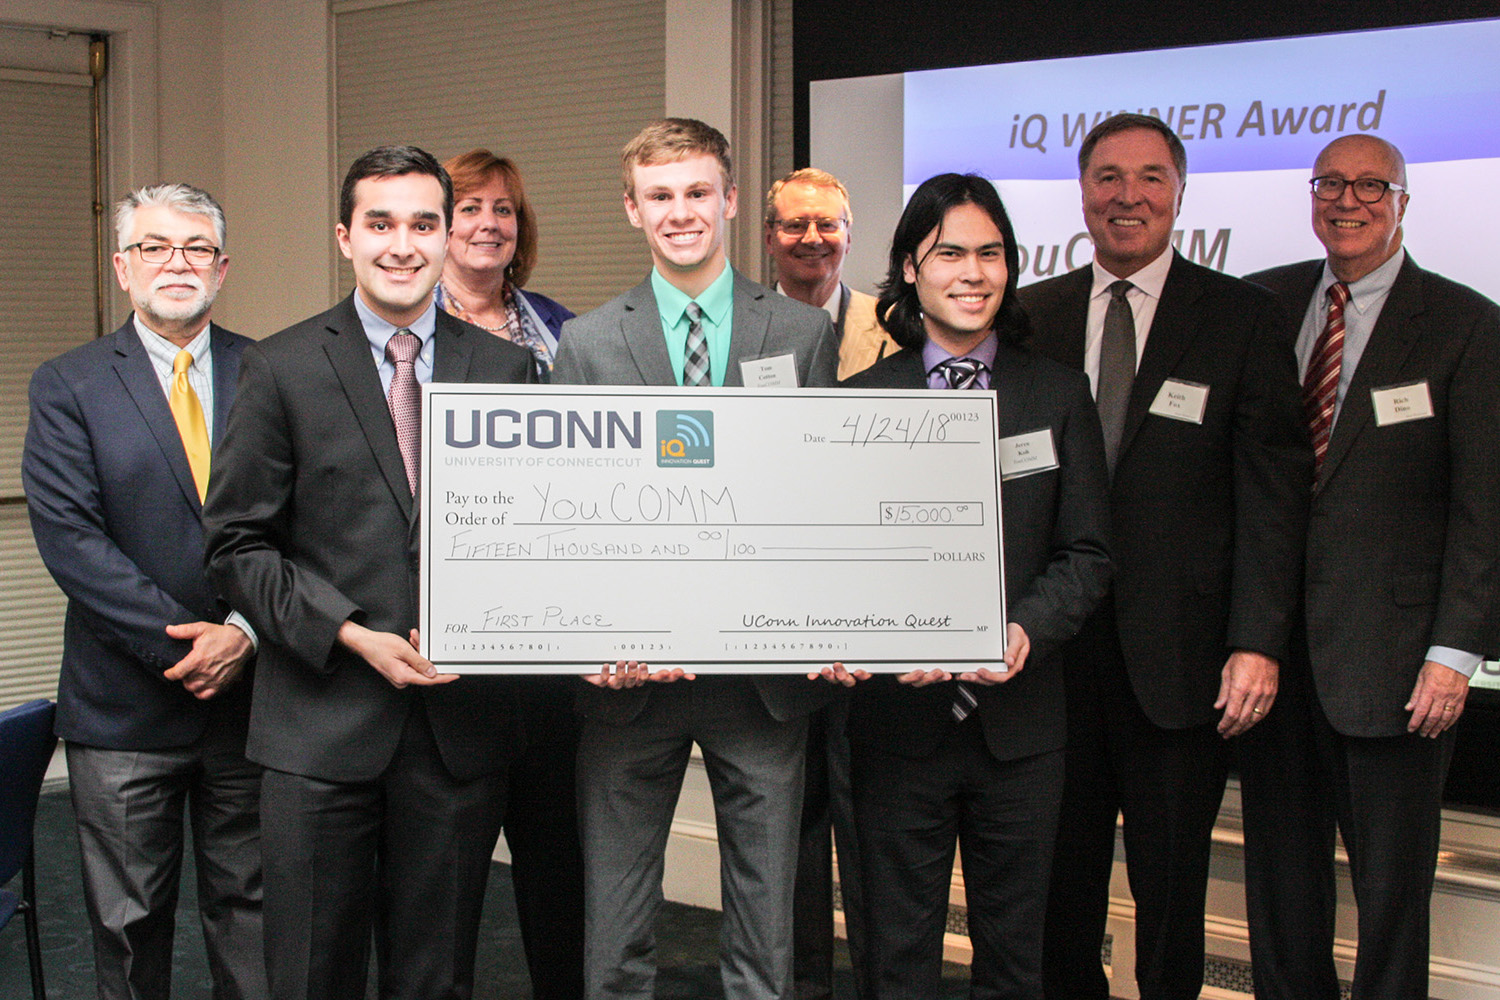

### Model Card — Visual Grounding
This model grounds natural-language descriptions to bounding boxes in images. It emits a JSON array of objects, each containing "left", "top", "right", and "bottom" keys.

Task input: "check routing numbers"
[{"left": 419, "top": 385, "right": 1007, "bottom": 672}]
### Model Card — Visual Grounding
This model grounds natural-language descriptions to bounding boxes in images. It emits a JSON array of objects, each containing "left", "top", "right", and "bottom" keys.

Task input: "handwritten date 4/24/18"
[{"left": 820, "top": 409, "right": 983, "bottom": 448}]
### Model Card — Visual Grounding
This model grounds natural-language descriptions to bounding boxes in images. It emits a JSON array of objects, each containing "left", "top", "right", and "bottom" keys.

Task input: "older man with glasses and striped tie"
[{"left": 1240, "top": 133, "right": 1500, "bottom": 1000}]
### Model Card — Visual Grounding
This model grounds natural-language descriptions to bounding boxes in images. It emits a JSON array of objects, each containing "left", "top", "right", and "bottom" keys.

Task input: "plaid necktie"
[{"left": 683, "top": 301, "right": 710, "bottom": 387}]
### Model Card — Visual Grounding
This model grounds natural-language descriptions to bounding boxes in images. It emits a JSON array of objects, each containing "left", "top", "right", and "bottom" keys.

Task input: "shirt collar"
[
  {"left": 134, "top": 313, "right": 212, "bottom": 367},
  {"left": 774, "top": 281, "right": 843, "bottom": 324},
  {"left": 922, "top": 332, "right": 999, "bottom": 376},
  {"left": 652, "top": 264, "right": 735, "bottom": 328},
  {"left": 1318, "top": 247, "right": 1405, "bottom": 315},
  {"left": 354, "top": 290, "right": 437, "bottom": 354},
  {"left": 1091, "top": 244, "right": 1173, "bottom": 301}
]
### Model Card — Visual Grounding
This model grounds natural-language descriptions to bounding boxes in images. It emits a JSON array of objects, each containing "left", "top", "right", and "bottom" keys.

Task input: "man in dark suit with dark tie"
[
  {"left": 203, "top": 146, "right": 535, "bottom": 1000},
  {"left": 551, "top": 118, "right": 839, "bottom": 1000},
  {"left": 1019, "top": 114, "right": 1312, "bottom": 1000},
  {"left": 24, "top": 184, "right": 266, "bottom": 1000},
  {"left": 841, "top": 172, "right": 1112, "bottom": 1000},
  {"left": 1239, "top": 134, "right": 1500, "bottom": 1000}
]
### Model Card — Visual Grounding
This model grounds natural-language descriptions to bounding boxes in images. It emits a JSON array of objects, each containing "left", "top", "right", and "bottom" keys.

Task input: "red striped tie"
[{"left": 1302, "top": 282, "right": 1349, "bottom": 472}]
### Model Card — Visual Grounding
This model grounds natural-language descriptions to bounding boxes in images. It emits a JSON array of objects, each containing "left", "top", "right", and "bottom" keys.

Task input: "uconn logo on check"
[
  {"left": 444, "top": 408, "right": 643, "bottom": 449},
  {"left": 656, "top": 410, "right": 714, "bottom": 468}
]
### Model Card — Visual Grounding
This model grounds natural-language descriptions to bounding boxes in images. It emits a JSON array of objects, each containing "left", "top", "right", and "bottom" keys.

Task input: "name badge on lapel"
[
  {"left": 999, "top": 427, "right": 1059, "bottom": 481},
  {"left": 740, "top": 353, "right": 798, "bottom": 388},
  {"left": 1371, "top": 381, "right": 1434, "bottom": 426},
  {"left": 1148, "top": 378, "right": 1209, "bottom": 424}
]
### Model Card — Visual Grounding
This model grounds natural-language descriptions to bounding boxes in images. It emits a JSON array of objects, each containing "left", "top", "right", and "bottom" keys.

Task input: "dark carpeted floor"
[{"left": 2, "top": 785, "right": 971, "bottom": 998}]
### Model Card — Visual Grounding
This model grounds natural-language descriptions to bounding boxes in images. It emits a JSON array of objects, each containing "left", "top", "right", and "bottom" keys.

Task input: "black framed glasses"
[
  {"left": 771, "top": 217, "right": 847, "bottom": 237},
  {"left": 1310, "top": 176, "right": 1406, "bottom": 203},
  {"left": 124, "top": 242, "right": 222, "bottom": 266}
]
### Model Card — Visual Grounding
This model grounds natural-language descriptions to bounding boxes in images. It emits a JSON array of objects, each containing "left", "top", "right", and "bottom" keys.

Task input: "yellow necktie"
[{"left": 170, "top": 350, "right": 211, "bottom": 501}]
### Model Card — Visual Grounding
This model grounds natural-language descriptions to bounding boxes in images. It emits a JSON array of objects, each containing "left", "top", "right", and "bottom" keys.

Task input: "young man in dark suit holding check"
[
  {"left": 204, "top": 146, "right": 535, "bottom": 1000},
  {"left": 840, "top": 171, "right": 1112, "bottom": 1000}
]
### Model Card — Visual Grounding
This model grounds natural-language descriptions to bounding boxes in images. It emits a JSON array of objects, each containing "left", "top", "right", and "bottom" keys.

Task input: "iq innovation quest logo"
[{"left": 657, "top": 410, "right": 714, "bottom": 467}]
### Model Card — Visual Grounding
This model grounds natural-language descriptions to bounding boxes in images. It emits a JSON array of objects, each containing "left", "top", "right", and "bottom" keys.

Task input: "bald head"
[
  {"left": 1310, "top": 133, "right": 1410, "bottom": 282},
  {"left": 1315, "top": 134, "right": 1407, "bottom": 188}
]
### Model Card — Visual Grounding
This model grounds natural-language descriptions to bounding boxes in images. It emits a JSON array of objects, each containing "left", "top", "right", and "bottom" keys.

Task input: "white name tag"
[
  {"left": 1148, "top": 378, "right": 1209, "bottom": 424},
  {"left": 1372, "top": 381, "right": 1434, "bottom": 426},
  {"left": 740, "top": 353, "right": 798, "bottom": 388},
  {"left": 999, "top": 427, "right": 1059, "bottom": 481}
]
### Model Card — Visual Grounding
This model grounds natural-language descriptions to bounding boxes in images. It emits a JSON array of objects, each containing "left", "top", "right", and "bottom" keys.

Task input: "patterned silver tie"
[
  {"left": 683, "top": 301, "right": 709, "bottom": 387},
  {"left": 385, "top": 329, "right": 422, "bottom": 495}
]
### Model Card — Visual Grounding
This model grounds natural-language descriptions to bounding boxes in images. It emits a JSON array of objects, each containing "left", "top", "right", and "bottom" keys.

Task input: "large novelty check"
[{"left": 419, "top": 384, "right": 1007, "bottom": 673}]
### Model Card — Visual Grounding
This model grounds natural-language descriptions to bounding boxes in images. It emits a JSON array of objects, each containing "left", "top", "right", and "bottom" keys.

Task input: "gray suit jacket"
[
  {"left": 553, "top": 268, "right": 840, "bottom": 724},
  {"left": 1247, "top": 255, "right": 1500, "bottom": 737}
]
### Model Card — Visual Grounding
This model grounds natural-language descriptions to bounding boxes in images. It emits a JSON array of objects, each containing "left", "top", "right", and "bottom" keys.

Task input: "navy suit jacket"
[
  {"left": 842, "top": 344, "right": 1112, "bottom": 761},
  {"left": 24, "top": 318, "right": 251, "bottom": 749},
  {"left": 1248, "top": 255, "right": 1500, "bottom": 736}
]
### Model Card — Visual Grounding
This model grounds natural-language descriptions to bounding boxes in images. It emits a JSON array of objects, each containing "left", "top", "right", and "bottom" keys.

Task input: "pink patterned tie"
[
  {"left": 1302, "top": 282, "right": 1349, "bottom": 472},
  {"left": 385, "top": 329, "right": 421, "bottom": 495}
]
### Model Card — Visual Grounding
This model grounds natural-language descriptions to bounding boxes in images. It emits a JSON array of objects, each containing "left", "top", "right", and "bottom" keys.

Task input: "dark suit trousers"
[
  {"left": 1042, "top": 611, "right": 1228, "bottom": 1000},
  {"left": 793, "top": 698, "right": 870, "bottom": 1000},
  {"left": 67, "top": 722, "right": 266, "bottom": 1000},
  {"left": 1239, "top": 637, "right": 1455, "bottom": 1000},
  {"left": 260, "top": 699, "right": 508, "bottom": 1000},
  {"left": 503, "top": 707, "right": 585, "bottom": 1000},
  {"left": 852, "top": 717, "right": 1064, "bottom": 1000}
]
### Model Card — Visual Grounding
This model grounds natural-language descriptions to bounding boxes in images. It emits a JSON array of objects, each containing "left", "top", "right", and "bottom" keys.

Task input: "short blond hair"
[
  {"left": 763, "top": 168, "right": 852, "bottom": 227},
  {"left": 622, "top": 118, "right": 734, "bottom": 199}
]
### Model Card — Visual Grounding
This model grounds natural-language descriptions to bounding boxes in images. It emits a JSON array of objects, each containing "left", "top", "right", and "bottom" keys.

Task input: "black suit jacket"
[
  {"left": 842, "top": 344, "right": 1112, "bottom": 762},
  {"left": 1021, "top": 254, "right": 1312, "bottom": 729},
  {"left": 204, "top": 295, "right": 536, "bottom": 782},
  {"left": 1247, "top": 255, "right": 1500, "bottom": 737},
  {"left": 553, "top": 269, "right": 841, "bottom": 725},
  {"left": 25, "top": 319, "right": 251, "bottom": 749}
]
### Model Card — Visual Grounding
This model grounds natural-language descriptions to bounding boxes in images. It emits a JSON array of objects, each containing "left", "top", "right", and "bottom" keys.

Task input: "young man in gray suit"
[
  {"left": 1240, "top": 134, "right": 1500, "bottom": 1000},
  {"left": 552, "top": 118, "right": 840, "bottom": 1000}
]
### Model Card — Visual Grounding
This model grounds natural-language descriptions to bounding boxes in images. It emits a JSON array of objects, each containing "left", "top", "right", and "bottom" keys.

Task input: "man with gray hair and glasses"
[{"left": 24, "top": 183, "right": 267, "bottom": 1000}]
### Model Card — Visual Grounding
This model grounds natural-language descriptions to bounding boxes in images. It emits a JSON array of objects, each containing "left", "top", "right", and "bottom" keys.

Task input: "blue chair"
[{"left": 0, "top": 699, "right": 57, "bottom": 1000}]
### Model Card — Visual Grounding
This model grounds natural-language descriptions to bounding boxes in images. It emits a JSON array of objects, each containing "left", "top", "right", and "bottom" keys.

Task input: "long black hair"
[{"left": 875, "top": 173, "right": 1029, "bottom": 351}]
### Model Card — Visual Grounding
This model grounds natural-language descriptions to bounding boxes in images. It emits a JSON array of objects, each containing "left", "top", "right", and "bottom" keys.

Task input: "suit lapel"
[
  {"left": 1318, "top": 256, "right": 1425, "bottom": 487},
  {"left": 1119, "top": 254, "right": 1200, "bottom": 460},
  {"left": 208, "top": 323, "right": 244, "bottom": 446},
  {"left": 111, "top": 320, "right": 202, "bottom": 511},
  {"left": 432, "top": 310, "right": 475, "bottom": 382},
  {"left": 726, "top": 271, "right": 774, "bottom": 387},
  {"left": 988, "top": 348, "right": 1036, "bottom": 438},
  {"left": 618, "top": 278, "right": 678, "bottom": 385},
  {"left": 321, "top": 296, "right": 415, "bottom": 521},
  {"left": 1028, "top": 268, "right": 1091, "bottom": 370}
]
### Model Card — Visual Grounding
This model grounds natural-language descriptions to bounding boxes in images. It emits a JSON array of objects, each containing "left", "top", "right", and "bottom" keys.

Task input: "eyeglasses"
[
  {"left": 771, "top": 217, "right": 846, "bottom": 237},
  {"left": 1309, "top": 176, "right": 1406, "bottom": 203},
  {"left": 124, "top": 242, "right": 222, "bottom": 266}
]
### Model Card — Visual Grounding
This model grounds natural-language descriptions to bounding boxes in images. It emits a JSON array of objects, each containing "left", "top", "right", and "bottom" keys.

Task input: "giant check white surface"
[{"left": 420, "top": 385, "right": 1006, "bottom": 673}]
